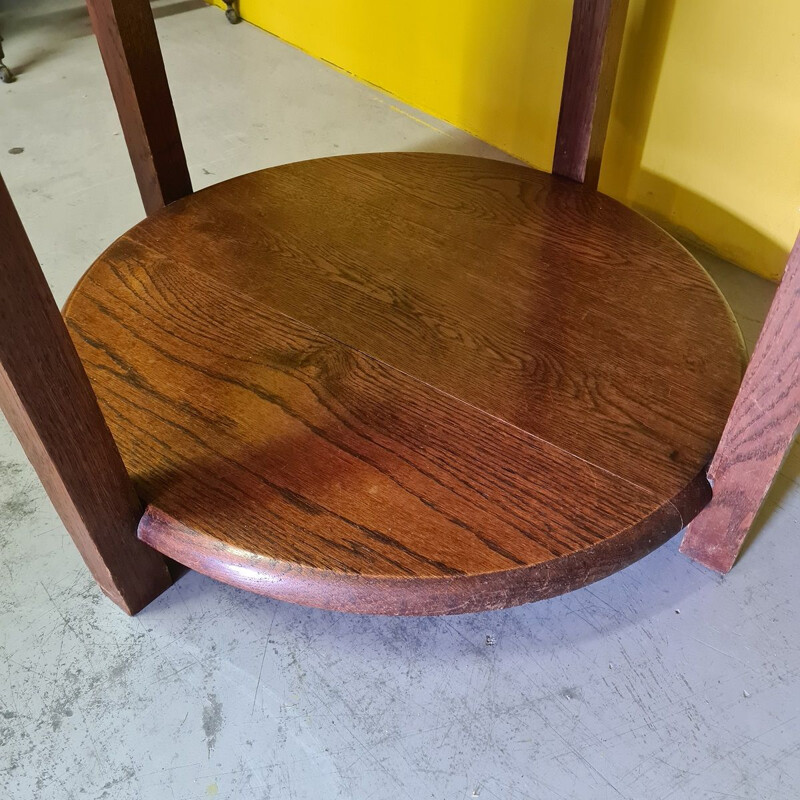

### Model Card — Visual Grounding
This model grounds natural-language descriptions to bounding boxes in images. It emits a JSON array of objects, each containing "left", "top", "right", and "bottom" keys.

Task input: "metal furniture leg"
[{"left": 0, "top": 36, "right": 16, "bottom": 83}]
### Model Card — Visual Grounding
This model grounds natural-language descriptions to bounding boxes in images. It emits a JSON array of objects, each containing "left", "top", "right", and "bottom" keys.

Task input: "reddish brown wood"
[
  {"left": 141, "top": 475, "right": 708, "bottom": 615},
  {"left": 0, "top": 0, "right": 770, "bottom": 616},
  {"left": 85, "top": 0, "right": 191, "bottom": 215},
  {"left": 123, "top": 153, "right": 745, "bottom": 498},
  {"left": 0, "top": 175, "right": 171, "bottom": 614},
  {"left": 681, "top": 232, "right": 800, "bottom": 572},
  {"left": 62, "top": 153, "right": 745, "bottom": 614},
  {"left": 553, "top": 0, "right": 629, "bottom": 188}
]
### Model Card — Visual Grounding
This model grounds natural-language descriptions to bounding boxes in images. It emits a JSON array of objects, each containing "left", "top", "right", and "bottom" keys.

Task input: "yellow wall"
[{"left": 215, "top": 0, "right": 800, "bottom": 280}]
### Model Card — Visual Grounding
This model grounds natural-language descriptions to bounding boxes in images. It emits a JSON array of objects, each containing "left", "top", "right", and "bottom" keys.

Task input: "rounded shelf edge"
[{"left": 139, "top": 470, "right": 710, "bottom": 616}]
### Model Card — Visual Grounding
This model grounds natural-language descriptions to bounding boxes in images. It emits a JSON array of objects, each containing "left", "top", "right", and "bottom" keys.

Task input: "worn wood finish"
[
  {"left": 681, "top": 232, "right": 800, "bottom": 572},
  {"left": 0, "top": 175, "right": 172, "bottom": 614},
  {"left": 141, "top": 477, "right": 707, "bottom": 614},
  {"left": 63, "top": 154, "right": 745, "bottom": 614},
  {"left": 85, "top": 0, "right": 191, "bottom": 215},
  {"left": 553, "top": 0, "right": 629, "bottom": 188}
]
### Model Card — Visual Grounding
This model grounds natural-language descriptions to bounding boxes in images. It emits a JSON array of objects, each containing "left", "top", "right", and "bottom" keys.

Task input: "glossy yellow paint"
[{"left": 211, "top": 0, "right": 800, "bottom": 279}]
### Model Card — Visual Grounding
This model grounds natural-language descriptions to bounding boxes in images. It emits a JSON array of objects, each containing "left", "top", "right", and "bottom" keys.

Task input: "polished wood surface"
[
  {"left": 553, "top": 0, "right": 629, "bottom": 187},
  {"left": 63, "top": 153, "right": 745, "bottom": 613},
  {"left": 86, "top": 0, "right": 191, "bottom": 215},
  {"left": 0, "top": 175, "right": 172, "bottom": 614},
  {"left": 120, "top": 154, "right": 746, "bottom": 497},
  {"left": 681, "top": 231, "right": 800, "bottom": 572}
]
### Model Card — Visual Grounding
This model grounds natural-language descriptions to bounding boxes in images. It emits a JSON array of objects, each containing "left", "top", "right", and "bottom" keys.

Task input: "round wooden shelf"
[{"left": 64, "top": 153, "right": 745, "bottom": 614}]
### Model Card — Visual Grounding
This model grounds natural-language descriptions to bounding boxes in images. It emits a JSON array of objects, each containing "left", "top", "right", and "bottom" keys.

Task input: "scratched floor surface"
[{"left": 1, "top": 2, "right": 798, "bottom": 798}]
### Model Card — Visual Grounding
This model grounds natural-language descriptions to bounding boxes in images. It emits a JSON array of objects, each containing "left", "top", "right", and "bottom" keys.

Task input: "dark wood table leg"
[
  {"left": 0, "top": 175, "right": 172, "bottom": 614},
  {"left": 681, "top": 232, "right": 800, "bottom": 572}
]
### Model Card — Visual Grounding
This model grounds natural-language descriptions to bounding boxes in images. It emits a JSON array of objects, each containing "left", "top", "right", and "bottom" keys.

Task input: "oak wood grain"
[
  {"left": 86, "top": 0, "right": 191, "bottom": 215},
  {"left": 7, "top": 0, "right": 756, "bottom": 614},
  {"left": 553, "top": 0, "right": 629, "bottom": 188},
  {"left": 127, "top": 154, "right": 746, "bottom": 498},
  {"left": 62, "top": 154, "right": 745, "bottom": 613},
  {"left": 0, "top": 174, "right": 171, "bottom": 614},
  {"left": 680, "top": 231, "right": 800, "bottom": 572},
  {"left": 66, "top": 246, "right": 704, "bottom": 614}
]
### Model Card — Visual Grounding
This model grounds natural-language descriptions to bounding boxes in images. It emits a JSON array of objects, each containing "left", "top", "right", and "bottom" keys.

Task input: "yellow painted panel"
[
  {"left": 617, "top": 0, "right": 800, "bottom": 280},
  {"left": 211, "top": 0, "right": 800, "bottom": 280}
]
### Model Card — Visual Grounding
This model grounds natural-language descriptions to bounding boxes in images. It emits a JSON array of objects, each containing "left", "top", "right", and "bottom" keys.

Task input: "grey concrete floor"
[{"left": 1, "top": 2, "right": 798, "bottom": 798}]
